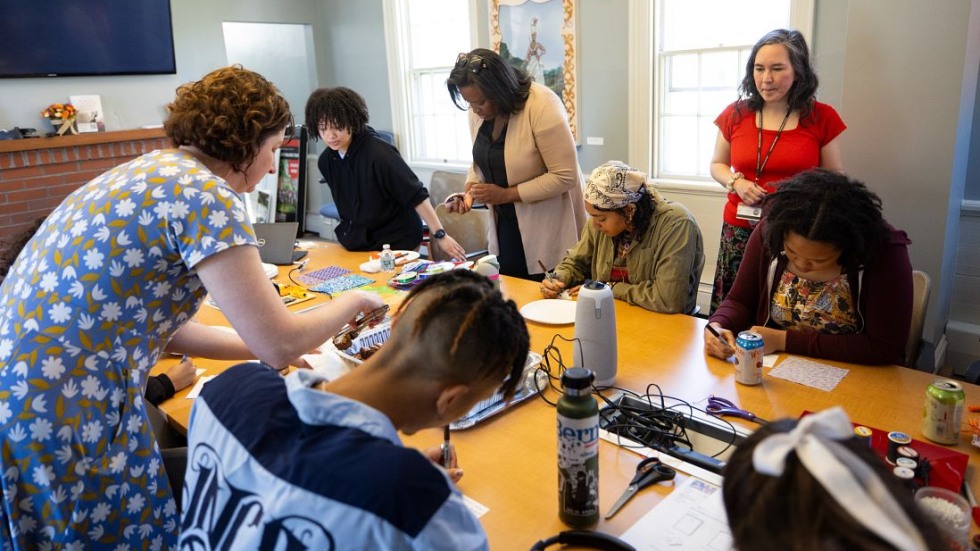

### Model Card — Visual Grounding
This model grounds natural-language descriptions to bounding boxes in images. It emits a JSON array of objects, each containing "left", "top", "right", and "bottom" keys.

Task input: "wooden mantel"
[{"left": 0, "top": 127, "right": 166, "bottom": 153}]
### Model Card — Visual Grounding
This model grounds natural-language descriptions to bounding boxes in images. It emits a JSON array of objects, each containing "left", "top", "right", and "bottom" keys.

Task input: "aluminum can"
[
  {"left": 734, "top": 331, "right": 764, "bottom": 385},
  {"left": 922, "top": 379, "right": 965, "bottom": 445}
]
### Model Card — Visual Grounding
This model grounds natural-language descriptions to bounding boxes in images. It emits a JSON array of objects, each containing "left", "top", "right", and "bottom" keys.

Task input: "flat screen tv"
[{"left": 0, "top": 0, "right": 176, "bottom": 78}]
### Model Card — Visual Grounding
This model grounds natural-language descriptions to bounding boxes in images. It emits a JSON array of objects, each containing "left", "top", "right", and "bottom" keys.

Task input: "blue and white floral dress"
[{"left": 0, "top": 149, "right": 255, "bottom": 549}]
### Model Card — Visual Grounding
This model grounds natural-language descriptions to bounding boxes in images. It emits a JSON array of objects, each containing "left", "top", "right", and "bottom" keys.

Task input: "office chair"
[
  {"left": 906, "top": 270, "right": 931, "bottom": 370},
  {"left": 430, "top": 203, "right": 490, "bottom": 261}
]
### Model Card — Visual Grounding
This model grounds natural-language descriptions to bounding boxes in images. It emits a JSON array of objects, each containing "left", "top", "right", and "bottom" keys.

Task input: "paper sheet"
[
  {"left": 620, "top": 477, "right": 733, "bottom": 550},
  {"left": 185, "top": 375, "right": 217, "bottom": 399},
  {"left": 462, "top": 494, "right": 489, "bottom": 518},
  {"left": 768, "top": 356, "right": 849, "bottom": 392}
]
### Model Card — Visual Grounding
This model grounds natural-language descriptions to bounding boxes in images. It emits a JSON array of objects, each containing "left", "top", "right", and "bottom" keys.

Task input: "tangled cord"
[{"left": 528, "top": 333, "right": 738, "bottom": 460}]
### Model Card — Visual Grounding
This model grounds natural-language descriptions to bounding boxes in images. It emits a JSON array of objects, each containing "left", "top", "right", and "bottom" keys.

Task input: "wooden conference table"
[{"left": 155, "top": 242, "right": 980, "bottom": 549}]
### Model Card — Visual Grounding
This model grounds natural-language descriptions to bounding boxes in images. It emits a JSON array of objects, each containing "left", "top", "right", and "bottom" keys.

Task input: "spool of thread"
[
  {"left": 892, "top": 466, "right": 915, "bottom": 482},
  {"left": 854, "top": 426, "right": 873, "bottom": 447},
  {"left": 886, "top": 431, "right": 912, "bottom": 464},
  {"left": 896, "top": 457, "right": 918, "bottom": 473}
]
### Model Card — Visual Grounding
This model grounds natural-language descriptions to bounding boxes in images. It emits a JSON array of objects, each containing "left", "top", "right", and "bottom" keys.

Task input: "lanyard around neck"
[{"left": 755, "top": 107, "right": 792, "bottom": 182}]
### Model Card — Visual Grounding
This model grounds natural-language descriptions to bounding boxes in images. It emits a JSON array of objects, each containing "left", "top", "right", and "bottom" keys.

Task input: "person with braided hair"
[
  {"left": 179, "top": 270, "right": 530, "bottom": 549},
  {"left": 705, "top": 169, "right": 912, "bottom": 365}
]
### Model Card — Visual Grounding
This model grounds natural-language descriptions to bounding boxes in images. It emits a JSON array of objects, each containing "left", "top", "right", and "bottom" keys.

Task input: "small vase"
[{"left": 48, "top": 117, "right": 77, "bottom": 136}]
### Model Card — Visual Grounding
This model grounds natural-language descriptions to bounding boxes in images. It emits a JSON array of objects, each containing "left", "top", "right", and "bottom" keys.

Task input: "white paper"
[
  {"left": 462, "top": 494, "right": 489, "bottom": 518},
  {"left": 620, "top": 477, "right": 733, "bottom": 550},
  {"left": 302, "top": 351, "right": 351, "bottom": 381},
  {"left": 768, "top": 356, "right": 849, "bottom": 392},
  {"left": 762, "top": 354, "right": 779, "bottom": 368},
  {"left": 185, "top": 375, "right": 217, "bottom": 399}
]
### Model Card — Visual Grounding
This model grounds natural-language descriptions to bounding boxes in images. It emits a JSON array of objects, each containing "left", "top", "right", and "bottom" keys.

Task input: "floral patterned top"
[
  {"left": 0, "top": 149, "right": 256, "bottom": 549},
  {"left": 770, "top": 270, "right": 858, "bottom": 334}
]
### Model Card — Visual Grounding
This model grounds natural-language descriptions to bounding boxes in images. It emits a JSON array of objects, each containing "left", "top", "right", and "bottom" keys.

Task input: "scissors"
[
  {"left": 705, "top": 395, "right": 768, "bottom": 424},
  {"left": 604, "top": 456, "right": 676, "bottom": 519}
]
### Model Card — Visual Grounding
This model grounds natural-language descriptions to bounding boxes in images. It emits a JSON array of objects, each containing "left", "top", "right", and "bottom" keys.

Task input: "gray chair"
[
  {"left": 430, "top": 203, "right": 490, "bottom": 261},
  {"left": 429, "top": 169, "right": 467, "bottom": 208},
  {"left": 906, "top": 270, "right": 931, "bottom": 369}
]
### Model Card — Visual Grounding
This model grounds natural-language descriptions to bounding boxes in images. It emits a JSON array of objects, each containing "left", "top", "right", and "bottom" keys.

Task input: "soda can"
[
  {"left": 922, "top": 379, "right": 965, "bottom": 445},
  {"left": 734, "top": 331, "right": 764, "bottom": 386}
]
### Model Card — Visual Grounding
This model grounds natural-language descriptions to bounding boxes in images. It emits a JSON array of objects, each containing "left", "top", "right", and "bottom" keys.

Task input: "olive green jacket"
[{"left": 554, "top": 189, "right": 704, "bottom": 314}]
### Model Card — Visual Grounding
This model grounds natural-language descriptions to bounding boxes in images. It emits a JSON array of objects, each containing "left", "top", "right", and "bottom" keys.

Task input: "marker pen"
[{"left": 440, "top": 425, "right": 453, "bottom": 468}]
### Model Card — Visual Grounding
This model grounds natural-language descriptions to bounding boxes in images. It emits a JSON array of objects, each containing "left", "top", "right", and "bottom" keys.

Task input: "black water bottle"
[{"left": 557, "top": 367, "right": 599, "bottom": 527}]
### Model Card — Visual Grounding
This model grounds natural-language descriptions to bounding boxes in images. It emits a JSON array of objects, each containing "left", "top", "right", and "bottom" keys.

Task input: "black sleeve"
[{"left": 145, "top": 374, "right": 176, "bottom": 406}]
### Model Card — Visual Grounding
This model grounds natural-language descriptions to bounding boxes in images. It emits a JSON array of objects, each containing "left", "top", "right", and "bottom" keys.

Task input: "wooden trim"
[{"left": 0, "top": 128, "right": 167, "bottom": 154}]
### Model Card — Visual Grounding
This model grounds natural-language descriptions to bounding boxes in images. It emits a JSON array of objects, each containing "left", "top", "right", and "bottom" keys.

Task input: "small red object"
[{"left": 969, "top": 405, "right": 980, "bottom": 413}]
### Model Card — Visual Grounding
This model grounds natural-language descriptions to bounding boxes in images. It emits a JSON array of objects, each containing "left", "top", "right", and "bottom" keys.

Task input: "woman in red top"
[{"left": 709, "top": 29, "right": 846, "bottom": 312}]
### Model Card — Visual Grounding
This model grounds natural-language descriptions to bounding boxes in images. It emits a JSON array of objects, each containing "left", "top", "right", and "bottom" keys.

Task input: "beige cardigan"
[{"left": 466, "top": 82, "right": 586, "bottom": 274}]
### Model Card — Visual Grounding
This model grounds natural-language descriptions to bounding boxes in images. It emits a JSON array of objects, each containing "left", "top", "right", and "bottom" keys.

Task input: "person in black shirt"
[{"left": 305, "top": 87, "right": 465, "bottom": 259}]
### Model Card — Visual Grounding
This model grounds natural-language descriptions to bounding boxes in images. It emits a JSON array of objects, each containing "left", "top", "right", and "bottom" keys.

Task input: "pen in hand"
[
  {"left": 440, "top": 425, "right": 454, "bottom": 468},
  {"left": 706, "top": 324, "right": 733, "bottom": 351}
]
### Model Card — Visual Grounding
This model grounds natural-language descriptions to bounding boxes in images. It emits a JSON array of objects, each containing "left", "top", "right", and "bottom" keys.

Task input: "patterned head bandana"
[{"left": 584, "top": 160, "right": 646, "bottom": 210}]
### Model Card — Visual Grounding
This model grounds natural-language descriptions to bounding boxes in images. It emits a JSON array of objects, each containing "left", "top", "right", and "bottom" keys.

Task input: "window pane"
[
  {"left": 700, "top": 50, "right": 739, "bottom": 89},
  {"left": 661, "top": 0, "right": 791, "bottom": 51},
  {"left": 667, "top": 54, "right": 699, "bottom": 90},
  {"left": 663, "top": 89, "right": 698, "bottom": 116},
  {"left": 410, "top": 70, "right": 470, "bottom": 163},
  {"left": 661, "top": 116, "right": 699, "bottom": 175},
  {"left": 408, "top": 0, "right": 471, "bottom": 68}
]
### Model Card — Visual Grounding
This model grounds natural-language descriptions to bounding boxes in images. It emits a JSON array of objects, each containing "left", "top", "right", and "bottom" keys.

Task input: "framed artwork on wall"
[{"left": 489, "top": 0, "right": 578, "bottom": 141}]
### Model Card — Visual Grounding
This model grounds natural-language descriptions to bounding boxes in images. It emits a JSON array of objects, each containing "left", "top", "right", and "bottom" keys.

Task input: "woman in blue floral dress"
[{"left": 0, "top": 67, "right": 383, "bottom": 549}]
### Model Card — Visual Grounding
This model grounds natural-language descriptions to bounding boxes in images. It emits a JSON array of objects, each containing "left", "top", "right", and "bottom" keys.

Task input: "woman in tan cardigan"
[{"left": 446, "top": 48, "right": 585, "bottom": 280}]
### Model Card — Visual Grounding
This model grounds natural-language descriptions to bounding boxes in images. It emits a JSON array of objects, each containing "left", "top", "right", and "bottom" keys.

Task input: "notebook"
[{"left": 253, "top": 222, "right": 308, "bottom": 265}]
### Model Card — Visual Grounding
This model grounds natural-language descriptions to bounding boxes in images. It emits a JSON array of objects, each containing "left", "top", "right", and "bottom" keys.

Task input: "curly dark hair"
[
  {"left": 723, "top": 418, "right": 945, "bottom": 551},
  {"left": 396, "top": 270, "right": 530, "bottom": 400},
  {"left": 165, "top": 66, "right": 293, "bottom": 174},
  {"left": 447, "top": 48, "right": 533, "bottom": 116},
  {"left": 304, "top": 87, "right": 370, "bottom": 142},
  {"left": 761, "top": 169, "right": 889, "bottom": 269},
  {"left": 735, "top": 29, "right": 819, "bottom": 123},
  {"left": 591, "top": 184, "right": 657, "bottom": 240}
]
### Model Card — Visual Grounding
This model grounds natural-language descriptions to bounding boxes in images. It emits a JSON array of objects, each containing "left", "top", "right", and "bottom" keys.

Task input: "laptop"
[{"left": 253, "top": 222, "right": 308, "bottom": 265}]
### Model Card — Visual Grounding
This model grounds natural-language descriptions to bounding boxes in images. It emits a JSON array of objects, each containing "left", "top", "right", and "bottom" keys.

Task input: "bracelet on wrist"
[{"left": 724, "top": 172, "right": 744, "bottom": 193}]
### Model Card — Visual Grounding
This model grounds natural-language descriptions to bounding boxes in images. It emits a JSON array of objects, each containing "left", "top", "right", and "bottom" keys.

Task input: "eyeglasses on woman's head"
[{"left": 455, "top": 52, "right": 486, "bottom": 74}]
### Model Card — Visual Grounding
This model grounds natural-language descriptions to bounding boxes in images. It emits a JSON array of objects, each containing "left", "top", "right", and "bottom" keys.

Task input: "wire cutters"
[
  {"left": 705, "top": 395, "right": 768, "bottom": 424},
  {"left": 604, "top": 456, "right": 676, "bottom": 519}
]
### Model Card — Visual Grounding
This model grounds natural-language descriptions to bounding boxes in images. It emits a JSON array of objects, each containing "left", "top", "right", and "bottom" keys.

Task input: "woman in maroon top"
[
  {"left": 709, "top": 29, "right": 846, "bottom": 313},
  {"left": 705, "top": 169, "right": 912, "bottom": 366}
]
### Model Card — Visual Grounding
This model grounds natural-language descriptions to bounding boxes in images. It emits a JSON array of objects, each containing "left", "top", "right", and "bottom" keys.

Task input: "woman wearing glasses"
[
  {"left": 446, "top": 48, "right": 585, "bottom": 281},
  {"left": 709, "top": 29, "right": 846, "bottom": 313}
]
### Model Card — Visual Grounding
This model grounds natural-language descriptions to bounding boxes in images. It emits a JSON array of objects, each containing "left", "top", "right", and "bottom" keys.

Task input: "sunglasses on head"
[{"left": 455, "top": 52, "right": 486, "bottom": 74}]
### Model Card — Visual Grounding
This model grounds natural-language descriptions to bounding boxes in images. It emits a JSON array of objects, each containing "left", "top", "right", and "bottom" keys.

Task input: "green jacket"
[{"left": 554, "top": 189, "right": 704, "bottom": 314}]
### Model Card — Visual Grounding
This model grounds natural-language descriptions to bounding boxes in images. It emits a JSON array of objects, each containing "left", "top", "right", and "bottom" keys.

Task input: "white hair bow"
[{"left": 752, "top": 407, "right": 927, "bottom": 551}]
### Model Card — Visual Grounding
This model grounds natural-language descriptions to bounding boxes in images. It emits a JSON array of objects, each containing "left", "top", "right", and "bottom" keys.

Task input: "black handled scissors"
[
  {"left": 705, "top": 395, "right": 768, "bottom": 424},
  {"left": 604, "top": 456, "right": 676, "bottom": 519}
]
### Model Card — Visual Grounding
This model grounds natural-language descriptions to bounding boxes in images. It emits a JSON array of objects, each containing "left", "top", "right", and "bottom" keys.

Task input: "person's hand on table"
[
  {"left": 540, "top": 278, "right": 566, "bottom": 299},
  {"left": 445, "top": 192, "right": 473, "bottom": 214},
  {"left": 468, "top": 182, "right": 514, "bottom": 206},
  {"left": 749, "top": 325, "right": 786, "bottom": 355},
  {"left": 422, "top": 445, "right": 463, "bottom": 484},
  {"left": 704, "top": 322, "right": 736, "bottom": 360},
  {"left": 435, "top": 234, "right": 466, "bottom": 261},
  {"left": 166, "top": 356, "right": 199, "bottom": 392}
]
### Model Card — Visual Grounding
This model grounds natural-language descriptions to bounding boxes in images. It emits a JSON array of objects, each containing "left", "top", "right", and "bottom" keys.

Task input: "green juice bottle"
[{"left": 557, "top": 367, "right": 599, "bottom": 528}]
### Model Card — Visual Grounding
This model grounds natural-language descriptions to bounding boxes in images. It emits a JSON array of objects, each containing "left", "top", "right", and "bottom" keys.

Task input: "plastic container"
[
  {"left": 380, "top": 244, "right": 396, "bottom": 272},
  {"left": 915, "top": 486, "right": 969, "bottom": 550}
]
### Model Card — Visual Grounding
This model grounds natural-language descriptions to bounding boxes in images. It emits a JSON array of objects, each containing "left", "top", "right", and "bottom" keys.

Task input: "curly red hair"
[{"left": 165, "top": 66, "right": 293, "bottom": 173}]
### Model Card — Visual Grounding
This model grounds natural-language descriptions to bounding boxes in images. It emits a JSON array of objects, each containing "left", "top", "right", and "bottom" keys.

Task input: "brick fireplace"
[{"left": 0, "top": 128, "right": 168, "bottom": 242}]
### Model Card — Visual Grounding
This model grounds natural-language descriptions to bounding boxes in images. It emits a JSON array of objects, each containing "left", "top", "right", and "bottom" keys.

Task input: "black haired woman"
[
  {"left": 705, "top": 169, "right": 912, "bottom": 366},
  {"left": 446, "top": 48, "right": 585, "bottom": 281},
  {"left": 709, "top": 29, "right": 846, "bottom": 312}
]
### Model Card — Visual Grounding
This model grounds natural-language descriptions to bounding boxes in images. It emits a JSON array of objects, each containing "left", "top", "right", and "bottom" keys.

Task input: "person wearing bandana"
[{"left": 540, "top": 161, "right": 704, "bottom": 314}]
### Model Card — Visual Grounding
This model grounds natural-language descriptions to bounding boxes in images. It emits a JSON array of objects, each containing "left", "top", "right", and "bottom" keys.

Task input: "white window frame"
[
  {"left": 627, "top": 0, "right": 814, "bottom": 193},
  {"left": 382, "top": 0, "right": 479, "bottom": 171}
]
